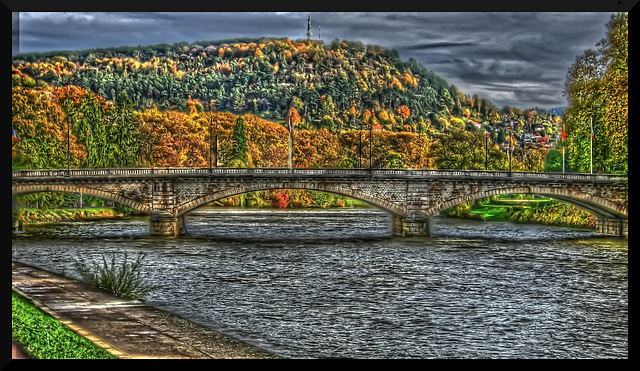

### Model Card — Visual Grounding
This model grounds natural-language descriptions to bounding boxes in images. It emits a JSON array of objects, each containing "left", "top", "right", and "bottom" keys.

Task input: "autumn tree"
[
  {"left": 12, "top": 86, "right": 80, "bottom": 170},
  {"left": 433, "top": 128, "right": 509, "bottom": 170},
  {"left": 397, "top": 105, "right": 410, "bottom": 122},
  {"left": 563, "top": 12, "right": 627, "bottom": 175}
]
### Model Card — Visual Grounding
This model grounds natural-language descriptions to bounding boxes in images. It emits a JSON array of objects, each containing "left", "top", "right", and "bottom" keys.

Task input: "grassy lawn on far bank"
[
  {"left": 15, "top": 207, "right": 127, "bottom": 224},
  {"left": 453, "top": 197, "right": 595, "bottom": 229}
]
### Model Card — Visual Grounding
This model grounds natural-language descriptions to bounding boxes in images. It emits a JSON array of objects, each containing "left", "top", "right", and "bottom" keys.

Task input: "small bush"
[{"left": 74, "top": 252, "right": 151, "bottom": 299}]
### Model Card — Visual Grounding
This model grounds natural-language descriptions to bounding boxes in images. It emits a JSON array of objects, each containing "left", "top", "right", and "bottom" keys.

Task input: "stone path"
[{"left": 11, "top": 262, "right": 280, "bottom": 359}]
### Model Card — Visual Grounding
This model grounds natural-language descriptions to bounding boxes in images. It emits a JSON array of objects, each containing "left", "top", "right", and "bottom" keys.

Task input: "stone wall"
[{"left": 595, "top": 218, "right": 628, "bottom": 239}]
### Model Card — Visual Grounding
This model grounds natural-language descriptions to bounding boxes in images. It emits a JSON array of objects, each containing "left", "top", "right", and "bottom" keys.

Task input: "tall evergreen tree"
[
  {"left": 111, "top": 92, "right": 139, "bottom": 167},
  {"left": 229, "top": 115, "right": 248, "bottom": 166}
]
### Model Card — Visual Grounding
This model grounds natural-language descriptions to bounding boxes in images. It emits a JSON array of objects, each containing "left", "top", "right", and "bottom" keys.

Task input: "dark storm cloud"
[
  {"left": 13, "top": 11, "right": 617, "bottom": 110},
  {"left": 404, "top": 42, "right": 478, "bottom": 50}
]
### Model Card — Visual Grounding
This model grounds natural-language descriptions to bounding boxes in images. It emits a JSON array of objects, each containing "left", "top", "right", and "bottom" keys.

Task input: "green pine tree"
[{"left": 229, "top": 116, "right": 248, "bottom": 166}]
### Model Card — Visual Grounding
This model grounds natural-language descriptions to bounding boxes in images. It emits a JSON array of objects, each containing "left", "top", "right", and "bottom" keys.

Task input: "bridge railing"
[{"left": 11, "top": 167, "right": 628, "bottom": 182}]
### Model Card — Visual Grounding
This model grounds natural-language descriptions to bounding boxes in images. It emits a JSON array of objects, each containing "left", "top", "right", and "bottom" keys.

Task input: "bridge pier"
[
  {"left": 12, "top": 216, "right": 23, "bottom": 235},
  {"left": 393, "top": 212, "right": 431, "bottom": 237},
  {"left": 595, "top": 217, "right": 628, "bottom": 239},
  {"left": 149, "top": 211, "right": 185, "bottom": 237}
]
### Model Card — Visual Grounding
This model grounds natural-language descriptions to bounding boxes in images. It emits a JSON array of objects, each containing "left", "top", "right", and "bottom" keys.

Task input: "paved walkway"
[
  {"left": 12, "top": 340, "right": 32, "bottom": 359},
  {"left": 11, "top": 261, "right": 280, "bottom": 359}
]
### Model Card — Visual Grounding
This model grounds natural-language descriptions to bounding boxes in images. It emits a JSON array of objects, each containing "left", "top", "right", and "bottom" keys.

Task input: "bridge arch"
[
  {"left": 174, "top": 184, "right": 406, "bottom": 217},
  {"left": 423, "top": 186, "right": 628, "bottom": 219},
  {"left": 11, "top": 184, "right": 152, "bottom": 214}
]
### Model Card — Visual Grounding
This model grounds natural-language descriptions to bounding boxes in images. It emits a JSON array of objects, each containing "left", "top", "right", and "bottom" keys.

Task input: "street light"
[
  {"left": 209, "top": 115, "right": 213, "bottom": 172},
  {"left": 86, "top": 128, "right": 90, "bottom": 168},
  {"left": 358, "top": 122, "right": 363, "bottom": 168},
  {"left": 369, "top": 123, "right": 373, "bottom": 172},
  {"left": 288, "top": 113, "right": 293, "bottom": 171},
  {"left": 485, "top": 130, "right": 490, "bottom": 171},
  {"left": 561, "top": 124, "right": 566, "bottom": 173},
  {"left": 508, "top": 120, "right": 513, "bottom": 176},
  {"left": 67, "top": 116, "right": 71, "bottom": 176},
  {"left": 214, "top": 122, "right": 218, "bottom": 169}
]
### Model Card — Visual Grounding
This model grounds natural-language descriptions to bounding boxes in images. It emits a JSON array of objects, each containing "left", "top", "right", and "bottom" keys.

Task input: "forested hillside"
[{"left": 12, "top": 37, "right": 560, "bottom": 135}]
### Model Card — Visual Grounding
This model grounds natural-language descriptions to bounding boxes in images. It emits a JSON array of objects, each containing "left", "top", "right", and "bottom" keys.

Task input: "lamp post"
[
  {"left": 485, "top": 130, "right": 490, "bottom": 171},
  {"left": 369, "top": 123, "right": 373, "bottom": 172},
  {"left": 561, "top": 124, "right": 566, "bottom": 173},
  {"left": 358, "top": 123, "right": 362, "bottom": 169},
  {"left": 86, "top": 128, "right": 90, "bottom": 168},
  {"left": 508, "top": 120, "right": 512, "bottom": 176},
  {"left": 590, "top": 117, "right": 593, "bottom": 174},
  {"left": 214, "top": 122, "right": 218, "bottom": 169},
  {"left": 209, "top": 116, "right": 213, "bottom": 172},
  {"left": 67, "top": 116, "right": 71, "bottom": 176}
]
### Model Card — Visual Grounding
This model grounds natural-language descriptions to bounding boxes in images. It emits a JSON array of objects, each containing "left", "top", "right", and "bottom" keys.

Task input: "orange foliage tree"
[
  {"left": 284, "top": 107, "right": 302, "bottom": 129},
  {"left": 397, "top": 105, "right": 410, "bottom": 121},
  {"left": 12, "top": 86, "right": 83, "bottom": 169}
]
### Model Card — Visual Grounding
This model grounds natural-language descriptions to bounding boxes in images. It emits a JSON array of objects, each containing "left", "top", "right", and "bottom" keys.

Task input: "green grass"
[
  {"left": 12, "top": 290, "right": 117, "bottom": 359},
  {"left": 469, "top": 204, "right": 510, "bottom": 221}
]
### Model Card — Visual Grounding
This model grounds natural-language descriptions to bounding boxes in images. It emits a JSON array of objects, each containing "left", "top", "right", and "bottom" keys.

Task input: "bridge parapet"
[{"left": 12, "top": 167, "right": 629, "bottom": 182}]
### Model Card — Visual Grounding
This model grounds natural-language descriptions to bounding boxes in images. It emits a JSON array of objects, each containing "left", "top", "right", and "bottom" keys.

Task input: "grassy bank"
[
  {"left": 443, "top": 196, "right": 596, "bottom": 229},
  {"left": 12, "top": 289, "right": 117, "bottom": 359},
  {"left": 16, "top": 207, "right": 126, "bottom": 224}
]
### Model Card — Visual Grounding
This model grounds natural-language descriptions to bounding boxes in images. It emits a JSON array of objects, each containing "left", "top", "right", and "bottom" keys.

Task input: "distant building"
[
  {"left": 521, "top": 131, "right": 536, "bottom": 143},
  {"left": 535, "top": 136, "right": 549, "bottom": 147}
]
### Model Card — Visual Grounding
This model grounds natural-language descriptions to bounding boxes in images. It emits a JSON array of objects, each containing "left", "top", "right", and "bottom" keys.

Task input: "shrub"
[{"left": 73, "top": 252, "right": 151, "bottom": 299}]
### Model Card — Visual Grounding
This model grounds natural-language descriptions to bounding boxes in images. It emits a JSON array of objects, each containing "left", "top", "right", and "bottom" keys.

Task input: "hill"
[{"left": 12, "top": 37, "right": 556, "bottom": 133}]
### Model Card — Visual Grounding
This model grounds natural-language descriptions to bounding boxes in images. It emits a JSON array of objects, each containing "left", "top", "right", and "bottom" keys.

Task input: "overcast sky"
[{"left": 12, "top": 11, "right": 623, "bottom": 111}]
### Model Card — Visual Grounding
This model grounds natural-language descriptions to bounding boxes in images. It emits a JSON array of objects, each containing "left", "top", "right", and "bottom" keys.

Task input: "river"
[{"left": 11, "top": 208, "right": 628, "bottom": 359}]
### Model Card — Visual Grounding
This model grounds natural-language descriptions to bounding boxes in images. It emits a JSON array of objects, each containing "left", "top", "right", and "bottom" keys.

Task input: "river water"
[{"left": 11, "top": 208, "right": 628, "bottom": 359}]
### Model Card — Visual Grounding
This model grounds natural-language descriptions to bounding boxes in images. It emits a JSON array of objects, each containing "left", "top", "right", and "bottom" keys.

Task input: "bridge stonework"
[{"left": 12, "top": 168, "right": 628, "bottom": 239}]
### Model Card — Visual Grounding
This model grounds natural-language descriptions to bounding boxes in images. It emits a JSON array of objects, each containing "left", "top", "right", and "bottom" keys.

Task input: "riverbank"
[
  {"left": 442, "top": 197, "right": 596, "bottom": 230},
  {"left": 11, "top": 261, "right": 281, "bottom": 359},
  {"left": 16, "top": 196, "right": 595, "bottom": 232},
  {"left": 16, "top": 207, "right": 126, "bottom": 224}
]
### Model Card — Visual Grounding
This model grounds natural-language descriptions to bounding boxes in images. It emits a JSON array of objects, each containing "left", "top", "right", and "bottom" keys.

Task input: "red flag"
[{"left": 561, "top": 129, "right": 565, "bottom": 141}]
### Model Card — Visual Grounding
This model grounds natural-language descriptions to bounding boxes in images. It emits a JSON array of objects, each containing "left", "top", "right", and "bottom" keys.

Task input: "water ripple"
[{"left": 12, "top": 208, "right": 627, "bottom": 359}]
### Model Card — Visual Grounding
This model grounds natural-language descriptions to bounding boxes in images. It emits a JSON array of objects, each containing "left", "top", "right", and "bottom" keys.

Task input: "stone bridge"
[{"left": 11, "top": 167, "right": 629, "bottom": 238}]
